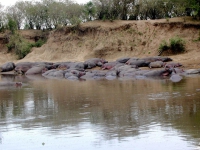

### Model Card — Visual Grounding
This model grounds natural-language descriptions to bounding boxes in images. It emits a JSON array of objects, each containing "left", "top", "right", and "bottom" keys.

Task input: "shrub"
[
  {"left": 169, "top": 36, "right": 185, "bottom": 53},
  {"left": 33, "top": 39, "right": 46, "bottom": 47},
  {"left": 158, "top": 37, "right": 185, "bottom": 55},
  {"left": 159, "top": 40, "right": 169, "bottom": 51},
  {"left": 7, "top": 18, "right": 17, "bottom": 34},
  {"left": 7, "top": 33, "right": 46, "bottom": 59}
]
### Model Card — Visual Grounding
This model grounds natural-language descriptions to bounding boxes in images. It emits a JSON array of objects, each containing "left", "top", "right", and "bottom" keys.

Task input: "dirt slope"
[{"left": 0, "top": 17, "right": 200, "bottom": 68}]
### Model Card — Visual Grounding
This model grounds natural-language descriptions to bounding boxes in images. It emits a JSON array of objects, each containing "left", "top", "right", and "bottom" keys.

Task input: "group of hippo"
[{"left": 0, "top": 56, "right": 200, "bottom": 83}]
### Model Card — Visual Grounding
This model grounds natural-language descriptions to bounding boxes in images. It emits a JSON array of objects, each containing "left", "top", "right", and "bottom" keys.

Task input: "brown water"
[{"left": 0, "top": 75, "right": 200, "bottom": 150}]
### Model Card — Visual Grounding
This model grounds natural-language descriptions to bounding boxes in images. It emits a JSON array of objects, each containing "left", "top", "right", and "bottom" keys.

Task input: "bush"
[
  {"left": 33, "top": 39, "right": 46, "bottom": 47},
  {"left": 158, "top": 36, "right": 185, "bottom": 55},
  {"left": 158, "top": 40, "right": 169, "bottom": 55},
  {"left": 169, "top": 36, "right": 185, "bottom": 53},
  {"left": 159, "top": 40, "right": 169, "bottom": 50},
  {"left": 7, "top": 33, "right": 46, "bottom": 59},
  {"left": 7, "top": 18, "right": 17, "bottom": 34}
]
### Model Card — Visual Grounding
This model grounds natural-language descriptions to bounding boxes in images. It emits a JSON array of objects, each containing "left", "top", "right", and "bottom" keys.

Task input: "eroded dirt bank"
[{"left": 0, "top": 17, "right": 200, "bottom": 69}]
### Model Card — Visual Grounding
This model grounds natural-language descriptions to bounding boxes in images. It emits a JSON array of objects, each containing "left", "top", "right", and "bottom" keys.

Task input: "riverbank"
[{"left": 0, "top": 17, "right": 200, "bottom": 69}]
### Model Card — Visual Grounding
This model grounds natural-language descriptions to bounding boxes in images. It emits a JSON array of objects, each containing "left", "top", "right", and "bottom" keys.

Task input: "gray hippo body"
[
  {"left": 165, "top": 62, "right": 182, "bottom": 68},
  {"left": 149, "top": 61, "right": 165, "bottom": 68},
  {"left": 25, "top": 65, "right": 47, "bottom": 75},
  {"left": 116, "top": 57, "right": 130, "bottom": 63},
  {"left": 185, "top": 69, "right": 200, "bottom": 74},
  {"left": 15, "top": 62, "right": 35, "bottom": 74},
  {"left": 42, "top": 69, "right": 65, "bottom": 78},
  {"left": 170, "top": 74, "right": 183, "bottom": 82},
  {"left": 65, "top": 69, "right": 86, "bottom": 80},
  {"left": 127, "top": 59, "right": 150, "bottom": 67},
  {"left": 102, "top": 61, "right": 119, "bottom": 70},
  {"left": 143, "top": 68, "right": 173, "bottom": 77},
  {"left": 84, "top": 58, "right": 108, "bottom": 69},
  {"left": 0, "top": 62, "right": 15, "bottom": 72}
]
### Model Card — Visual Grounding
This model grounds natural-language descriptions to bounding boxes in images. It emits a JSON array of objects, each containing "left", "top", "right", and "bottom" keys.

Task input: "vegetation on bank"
[
  {"left": 158, "top": 36, "right": 186, "bottom": 55},
  {"left": 0, "top": 0, "right": 200, "bottom": 31},
  {"left": 0, "top": 0, "right": 199, "bottom": 58},
  {"left": 6, "top": 18, "right": 46, "bottom": 59},
  {"left": 7, "top": 33, "right": 46, "bottom": 59}
]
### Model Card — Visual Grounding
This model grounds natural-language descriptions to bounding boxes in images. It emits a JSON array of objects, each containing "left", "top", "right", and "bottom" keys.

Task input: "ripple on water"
[{"left": 148, "top": 92, "right": 171, "bottom": 100}]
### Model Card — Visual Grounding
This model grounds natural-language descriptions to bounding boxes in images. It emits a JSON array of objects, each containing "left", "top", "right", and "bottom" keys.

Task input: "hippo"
[
  {"left": 45, "top": 64, "right": 56, "bottom": 70},
  {"left": 102, "top": 61, "right": 119, "bottom": 70},
  {"left": 68, "top": 62, "right": 87, "bottom": 71},
  {"left": 15, "top": 62, "right": 35, "bottom": 74},
  {"left": 52, "top": 62, "right": 65, "bottom": 69},
  {"left": 141, "top": 56, "right": 161, "bottom": 63},
  {"left": 165, "top": 62, "right": 182, "bottom": 68},
  {"left": 127, "top": 59, "right": 150, "bottom": 67},
  {"left": 170, "top": 74, "right": 183, "bottom": 82},
  {"left": 157, "top": 56, "right": 173, "bottom": 62},
  {"left": 116, "top": 57, "right": 130, "bottom": 63},
  {"left": 118, "top": 68, "right": 138, "bottom": 77},
  {"left": 116, "top": 65, "right": 133, "bottom": 73},
  {"left": 135, "top": 70, "right": 150, "bottom": 75},
  {"left": 92, "top": 70, "right": 107, "bottom": 79},
  {"left": 42, "top": 69, "right": 65, "bottom": 78},
  {"left": 173, "top": 68, "right": 185, "bottom": 74},
  {"left": 80, "top": 71, "right": 96, "bottom": 80},
  {"left": 185, "top": 69, "right": 200, "bottom": 74},
  {"left": 142, "top": 56, "right": 172, "bottom": 62},
  {"left": 149, "top": 61, "right": 166, "bottom": 68},
  {"left": 57, "top": 62, "right": 72, "bottom": 70},
  {"left": 105, "top": 70, "right": 117, "bottom": 80},
  {"left": 143, "top": 68, "right": 173, "bottom": 77},
  {"left": 0, "top": 82, "right": 22, "bottom": 87},
  {"left": 80, "top": 70, "right": 107, "bottom": 80},
  {"left": 0, "top": 62, "right": 15, "bottom": 72},
  {"left": 25, "top": 65, "right": 47, "bottom": 75},
  {"left": 84, "top": 58, "right": 108, "bottom": 69},
  {"left": 125, "top": 57, "right": 139, "bottom": 64},
  {"left": 65, "top": 70, "right": 86, "bottom": 80}
]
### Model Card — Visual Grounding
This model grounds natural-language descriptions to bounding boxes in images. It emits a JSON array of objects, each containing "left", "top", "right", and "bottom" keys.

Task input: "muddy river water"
[{"left": 0, "top": 74, "right": 200, "bottom": 150}]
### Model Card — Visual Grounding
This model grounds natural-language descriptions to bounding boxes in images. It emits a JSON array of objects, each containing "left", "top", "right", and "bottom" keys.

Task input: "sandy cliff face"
[{"left": 0, "top": 17, "right": 200, "bottom": 68}]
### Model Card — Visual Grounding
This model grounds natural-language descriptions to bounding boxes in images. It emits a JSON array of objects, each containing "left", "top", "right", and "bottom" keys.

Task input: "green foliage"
[
  {"left": 158, "top": 36, "right": 185, "bottom": 55},
  {"left": 33, "top": 39, "right": 46, "bottom": 47},
  {"left": 169, "top": 36, "right": 185, "bottom": 53},
  {"left": 102, "top": 15, "right": 106, "bottom": 21},
  {"left": 7, "top": 18, "right": 17, "bottom": 34},
  {"left": 84, "top": 1, "right": 96, "bottom": 21},
  {"left": 70, "top": 17, "right": 81, "bottom": 26},
  {"left": 0, "top": 24, "right": 5, "bottom": 33},
  {"left": 159, "top": 40, "right": 169, "bottom": 52},
  {"left": 7, "top": 33, "right": 46, "bottom": 59}
]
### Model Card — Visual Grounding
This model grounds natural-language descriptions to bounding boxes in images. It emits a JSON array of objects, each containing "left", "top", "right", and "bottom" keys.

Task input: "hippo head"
[
  {"left": 175, "top": 63, "right": 183, "bottom": 67},
  {"left": 97, "top": 62, "right": 103, "bottom": 67},
  {"left": 71, "top": 70, "right": 86, "bottom": 78},
  {"left": 58, "top": 64, "right": 69, "bottom": 70},
  {"left": 42, "top": 68, "right": 48, "bottom": 74},
  {"left": 100, "top": 59, "right": 108, "bottom": 63},
  {"left": 78, "top": 71, "right": 86, "bottom": 78},
  {"left": 162, "top": 68, "right": 173, "bottom": 76},
  {"left": 15, "top": 82, "right": 22, "bottom": 87}
]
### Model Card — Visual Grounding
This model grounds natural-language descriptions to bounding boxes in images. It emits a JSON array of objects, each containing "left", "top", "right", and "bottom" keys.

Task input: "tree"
[
  {"left": 6, "top": 2, "right": 24, "bottom": 29},
  {"left": 0, "top": 3, "right": 6, "bottom": 32},
  {"left": 7, "top": 17, "right": 17, "bottom": 34},
  {"left": 84, "top": 1, "right": 96, "bottom": 21}
]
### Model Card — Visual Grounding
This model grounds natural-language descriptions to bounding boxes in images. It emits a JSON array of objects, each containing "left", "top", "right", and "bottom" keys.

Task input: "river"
[{"left": 0, "top": 74, "right": 200, "bottom": 150}]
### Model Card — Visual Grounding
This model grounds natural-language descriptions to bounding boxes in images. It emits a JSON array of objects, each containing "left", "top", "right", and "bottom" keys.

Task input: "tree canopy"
[{"left": 0, "top": 0, "right": 199, "bottom": 31}]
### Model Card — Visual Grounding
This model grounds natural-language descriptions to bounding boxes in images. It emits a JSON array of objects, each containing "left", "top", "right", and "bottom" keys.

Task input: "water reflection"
[{"left": 0, "top": 75, "right": 200, "bottom": 149}]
